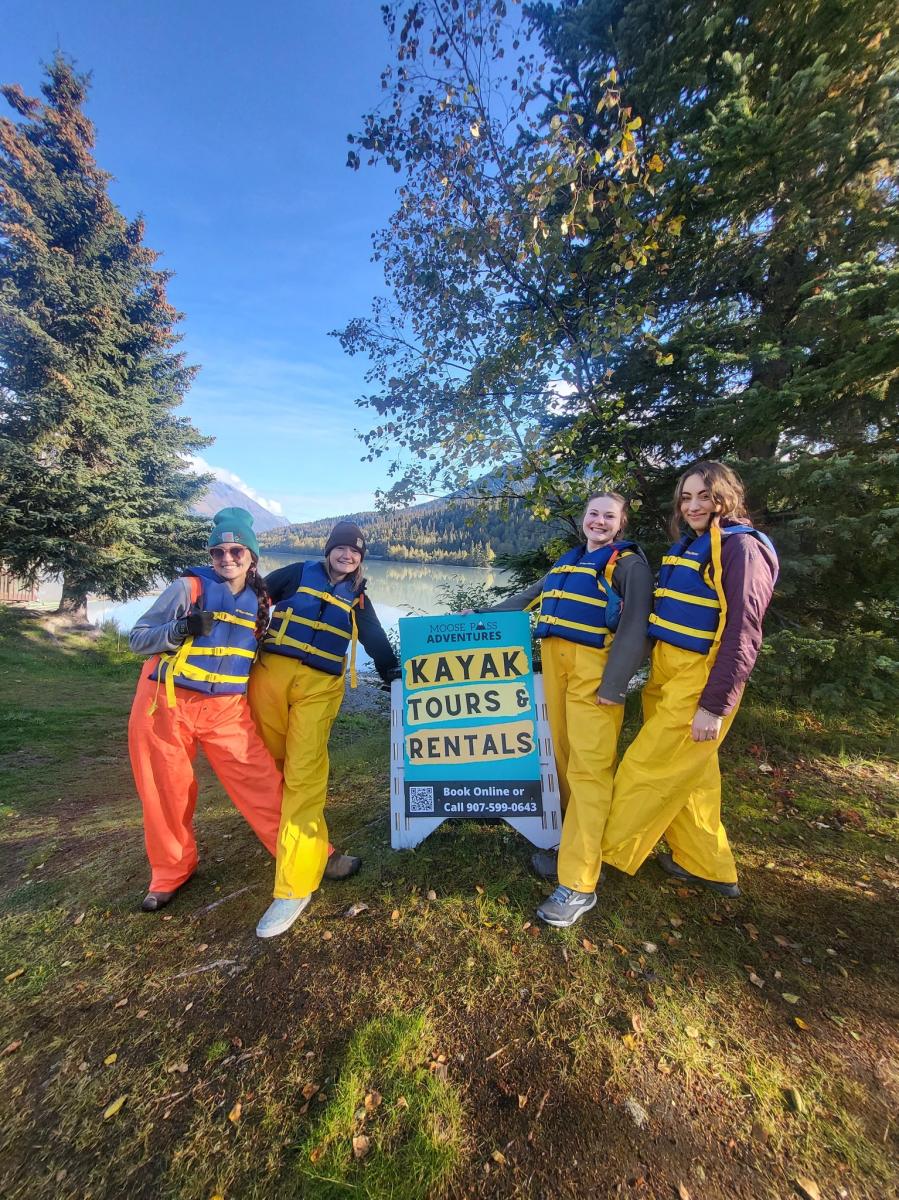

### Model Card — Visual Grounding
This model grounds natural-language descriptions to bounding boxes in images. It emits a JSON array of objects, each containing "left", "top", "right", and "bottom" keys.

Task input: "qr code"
[{"left": 408, "top": 786, "right": 435, "bottom": 813}]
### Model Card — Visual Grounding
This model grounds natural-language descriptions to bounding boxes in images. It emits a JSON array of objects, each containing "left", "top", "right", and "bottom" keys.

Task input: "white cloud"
[{"left": 187, "top": 455, "right": 286, "bottom": 517}]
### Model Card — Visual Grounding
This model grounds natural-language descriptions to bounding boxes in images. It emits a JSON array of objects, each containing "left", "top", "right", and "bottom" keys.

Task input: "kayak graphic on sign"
[{"left": 389, "top": 612, "right": 561, "bottom": 850}]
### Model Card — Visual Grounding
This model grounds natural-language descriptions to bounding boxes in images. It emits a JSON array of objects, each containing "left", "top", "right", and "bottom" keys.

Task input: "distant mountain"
[
  {"left": 259, "top": 494, "right": 559, "bottom": 566},
  {"left": 191, "top": 480, "right": 288, "bottom": 533}
]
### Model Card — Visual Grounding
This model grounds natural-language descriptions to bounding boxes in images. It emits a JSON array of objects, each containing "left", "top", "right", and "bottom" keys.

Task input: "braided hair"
[{"left": 245, "top": 556, "right": 271, "bottom": 641}]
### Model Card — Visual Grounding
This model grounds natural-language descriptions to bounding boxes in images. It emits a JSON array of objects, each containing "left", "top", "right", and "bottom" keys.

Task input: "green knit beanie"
[{"left": 207, "top": 507, "right": 259, "bottom": 557}]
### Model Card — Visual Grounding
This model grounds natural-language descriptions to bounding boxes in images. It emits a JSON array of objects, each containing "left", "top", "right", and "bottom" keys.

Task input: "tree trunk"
[{"left": 56, "top": 576, "right": 91, "bottom": 624}]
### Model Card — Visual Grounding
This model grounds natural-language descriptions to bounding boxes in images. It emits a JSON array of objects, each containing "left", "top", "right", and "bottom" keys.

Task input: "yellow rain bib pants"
[
  {"left": 602, "top": 640, "right": 739, "bottom": 884},
  {"left": 541, "top": 637, "right": 625, "bottom": 893},
  {"left": 248, "top": 653, "right": 345, "bottom": 900}
]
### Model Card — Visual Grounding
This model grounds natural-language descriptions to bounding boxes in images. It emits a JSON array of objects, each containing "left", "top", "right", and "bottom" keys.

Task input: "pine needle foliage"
[{"left": 0, "top": 55, "right": 210, "bottom": 617}]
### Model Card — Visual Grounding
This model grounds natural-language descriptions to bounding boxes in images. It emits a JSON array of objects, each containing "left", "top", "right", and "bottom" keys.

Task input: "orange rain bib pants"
[
  {"left": 602, "top": 640, "right": 739, "bottom": 884},
  {"left": 128, "top": 659, "right": 284, "bottom": 893},
  {"left": 248, "top": 653, "right": 345, "bottom": 900},
  {"left": 541, "top": 637, "right": 625, "bottom": 893}
]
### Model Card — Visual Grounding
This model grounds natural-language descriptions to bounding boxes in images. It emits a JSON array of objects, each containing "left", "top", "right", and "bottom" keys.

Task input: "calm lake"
[{"left": 41, "top": 556, "right": 511, "bottom": 670}]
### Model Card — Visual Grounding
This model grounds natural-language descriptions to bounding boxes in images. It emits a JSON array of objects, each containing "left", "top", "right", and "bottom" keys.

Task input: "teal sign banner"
[{"left": 399, "top": 612, "right": 543, "bottom": 819}]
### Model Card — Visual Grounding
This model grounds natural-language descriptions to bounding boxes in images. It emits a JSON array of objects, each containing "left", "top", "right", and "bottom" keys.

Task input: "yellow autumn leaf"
[
  {"left": 228, "top": 1100, "right": 242, "bottom": 1124},
  {"left": 103, "top": 1095, "right": 127, "bottom": 1119},
  {"left": 648, "top": 154, "right": 664, "bottom": 172},
  {"left": 4, "top": 968, "right": 25, "bottom": 983},
  {"left": 104, "top": 1053, "right": 118, "bottom": 1066},
  {"left": 782, "top": 993, "right": 800, "bottom": 1004},
  {"left": 627, "top": 116, "right": 643, "bottom": 130},
  {"left": 491, "top": 1150, "right": 507, "bottom": 1165},
  {"left": 794, "top": 1016, "right": 810, "bottom": 1031}
]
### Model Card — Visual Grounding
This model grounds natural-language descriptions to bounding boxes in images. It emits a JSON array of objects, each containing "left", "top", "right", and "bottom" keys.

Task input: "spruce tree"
[{"left": 0, "top": 55, "right": 210, "bottom": 620}]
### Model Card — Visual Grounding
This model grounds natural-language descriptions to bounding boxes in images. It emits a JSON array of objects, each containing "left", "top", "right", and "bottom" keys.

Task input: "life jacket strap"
[
  {"left": 541, "top": 587, "right": 608, "bottom": 609},
  {"left": 349, "top": 608, "right": 358, "bottom": 689},
  {"left": 661, "top": 554, "right": 702, "bottom": 571},
  {"left": 270, "top": 610, "right": 350, "bottom": 641},
  {"left": 648, "top": 613, "right": 717, "bottom": 641},
  {"left": 294, "top": 585, "right": 358, "bottom": 614},
  {"left": 653, "top": 586, "right": 720, "bottom": 610},
  {"left": 210, "top": 610, "right": 257, "bottom": 631},
  {"left": 264, "top": 630, "right": 347, "bottom": 663},
  {"left": 538, "top": 613, "right": 610, "bottom": 637}
]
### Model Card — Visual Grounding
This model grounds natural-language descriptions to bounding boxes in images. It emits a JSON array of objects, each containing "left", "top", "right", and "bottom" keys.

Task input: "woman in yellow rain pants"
[
  {"left": 473, "top": 493, "right": 653, "bottom": 927},
  {"left": 128, "top": 508, "right": 283, "bottom": 912},
  {"left": 602, "top": 462, "right": 778, "bottom": 896},
  {"left": 249, "top": 521, "right": 400, "bottom": 938}
]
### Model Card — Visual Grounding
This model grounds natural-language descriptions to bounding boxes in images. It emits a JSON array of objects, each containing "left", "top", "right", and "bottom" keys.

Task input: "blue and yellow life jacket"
[
  {"left": 150, "top": 567, "right": 259, "bottom": 706},
  {"left": 649, "top": 523, "right": 777, "bottom": 655},
  {"left": 533, "top": 541, "right": 638, "bottom": 650},
  {"left": 262, "top": 560, "right": 362, "bottom": 685}
]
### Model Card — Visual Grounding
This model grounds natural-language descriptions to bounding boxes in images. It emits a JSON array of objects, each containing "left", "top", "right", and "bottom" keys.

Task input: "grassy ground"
[{"left": 0, "top": 606, "right": 897, "bottom": 1200}]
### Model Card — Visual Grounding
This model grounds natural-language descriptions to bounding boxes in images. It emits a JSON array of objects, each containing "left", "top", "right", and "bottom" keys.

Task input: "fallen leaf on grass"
[
  {"left": 302, "top": 1083, "right": 320, "bottom": 1100},
  {"left": 518, "top": 1094, "right": 528, "bottom": 1109},
  {"left": 73, "top": 912, "right": 85, "bottom": 926},
  {"left": 631, "top": 1013, "right": 645, "bottom": 1035},
  {"left": 364, "top": 1090, "right": 382, "bottom": 1111},
  {"left": 748, "top": 972, "right": 765, "bottom": 988},
  {"left": 4, "top": 968, "right": 25, "bottom": 983},
  {"left": 104, "top": 1053, "right": 118, "bottom": 1066},
  {"left": 685, "top": 1026, "right": 700, "bottom": 1039},
  {"left": 621, "top": 1034, "right": 638, "bottom": 1051},
  {"left": 475, "top": 885, "right": 485, "bottom": 895},
  {"left": 793, "top": 1176, "right": 822, "bottom": 1200},
  {"left": 197, "top": 943, "right": 209, "bottom": 952},
  {"left": 391, "top": 909, "right": 400, "bottom": 922},
  {"left": 782, "top": 993, "right": 800, "bottom": 1005},
  {"left": 581, "top": 938, "right": 598, "bottom": 954},
  {"left": 321, "top": 931, "right": 333, "bottom": 941},
  {"left": 641, "top": 942, "right": 658, "bottom": 954},
  {"left": 103, "top": 1095, "right": 126, "bottom": 1119},
  {"left": 794, "top": 1017, "right": 810, "bottom": 1031},
  {"left": 352, "top": 1134, "right": 370, "bottom": 1159},
  {"left": 657, "top": 1059, "right": 672, "bottom": 1075},
  {"left": 669, "top": 916, "right": 683, "bottom": 928},
  {"left": 228, "top": 1101, "right": 242, "bottom": 1124},
  {"left": 773, "top": 934, "right": 796, "bottom": 948},
  {"left": 309, "top": 1147, "right": 324, "bottom": 1164},
  {"left": 784, "top": 1086, "right": 805, "bottom": 1114},
  {"left": 426, "top": 890, "right": 437, "bottom": 901},
  {"left": 166, "top": 1061, "right": 188, "bottom": 1074},
  {"left": 491, "top": 1150, "right": 506, "bottom": 1165},
  {"left": 678, "top": 1185, "right": 691, "bottom": 1200},
  {"left": 3, "top": 1040, "right": 23, "bottom": 1056},
  {"left": 396, "top": 1095, "right": 408, "bottom": 1110},
  {"left": 743, "top": 922, "right": 759, "bottom": 941},
  {"left": 345, "top": 902, "right": 369, "bottom": 917}
]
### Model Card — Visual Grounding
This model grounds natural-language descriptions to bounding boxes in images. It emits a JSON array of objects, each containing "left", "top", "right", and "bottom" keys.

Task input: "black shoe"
[
  {"left": 141, "top": 889, "right": 179, "bottom": 912},
  {"left": 530, "top": 849, "right": 558, "bottom": 880},
  {"left": 656, "top": 852, "right": 741, "bottom": 898}
]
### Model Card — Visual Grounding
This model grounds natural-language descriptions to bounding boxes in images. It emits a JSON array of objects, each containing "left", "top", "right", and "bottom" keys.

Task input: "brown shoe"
[{"left": 323, "top": 851, "right": 362, "bottom": 881}]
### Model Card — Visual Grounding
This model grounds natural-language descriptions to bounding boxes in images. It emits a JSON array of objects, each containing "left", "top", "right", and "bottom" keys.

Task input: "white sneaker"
[{"left": 256, "top": 895, "right": 311, "bottom": 939}]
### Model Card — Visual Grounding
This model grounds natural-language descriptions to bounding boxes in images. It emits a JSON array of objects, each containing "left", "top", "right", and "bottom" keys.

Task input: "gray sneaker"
[
  {"left": 536, "top": 884, "right": 597, "bottom": 928},
  {"left": 530, "top": 849, "right": 558, "bottom": 880}
]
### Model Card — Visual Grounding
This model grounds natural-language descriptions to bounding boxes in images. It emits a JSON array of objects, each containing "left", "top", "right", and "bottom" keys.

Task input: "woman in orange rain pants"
[
  {"left": 601, "top": 462, "right": 778, "bottom": 897},
  {"left": 127, "top": 508, "right": 284, "bottom": 912}
]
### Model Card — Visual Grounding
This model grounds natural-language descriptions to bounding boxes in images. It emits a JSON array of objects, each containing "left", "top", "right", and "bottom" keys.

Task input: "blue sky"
[{"left": 2, "top": 1, "right": 406, "bottom": 520}]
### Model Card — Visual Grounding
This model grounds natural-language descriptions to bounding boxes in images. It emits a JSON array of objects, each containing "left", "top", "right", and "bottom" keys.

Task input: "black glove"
[
  {"left": 175, "top": 610, "right": 215, "bottom": 639},
  {"left": 378, "top": 666, "right": 402, "bottom": 692}
]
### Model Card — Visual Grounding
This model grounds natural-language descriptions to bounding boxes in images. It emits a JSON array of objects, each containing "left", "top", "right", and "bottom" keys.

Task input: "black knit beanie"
[{"left": 324, "top": 521, "right": 366, "bottom": 559}]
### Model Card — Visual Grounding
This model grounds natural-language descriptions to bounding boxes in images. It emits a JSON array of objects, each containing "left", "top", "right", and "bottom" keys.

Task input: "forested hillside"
[{"left": 259, "top": 497, "right": 558, "bottom": 565}]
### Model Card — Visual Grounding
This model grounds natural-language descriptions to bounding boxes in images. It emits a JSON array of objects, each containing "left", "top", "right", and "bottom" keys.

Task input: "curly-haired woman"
[{"left": 602, "top": 462, "right": 778, "bottom": 897}]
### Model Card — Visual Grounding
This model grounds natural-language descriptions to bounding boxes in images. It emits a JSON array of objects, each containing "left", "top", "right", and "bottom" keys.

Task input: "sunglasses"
[{"left": 210, "top": 546, "right": 248, "bottom": 562}]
